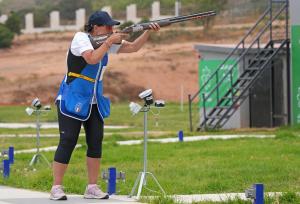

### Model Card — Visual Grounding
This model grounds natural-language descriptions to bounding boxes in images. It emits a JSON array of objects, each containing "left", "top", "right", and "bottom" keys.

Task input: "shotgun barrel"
[
  {"left": 90, "top": 11, "right": 216, "bottom": 49},
  {"left": 122, "top": 11, "right": 216, "bottom": 33}
]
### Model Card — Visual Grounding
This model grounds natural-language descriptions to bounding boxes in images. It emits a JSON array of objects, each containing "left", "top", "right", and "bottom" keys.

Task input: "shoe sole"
[
  {"left": 50, "top": 195, "right": 67, "bottom": 201},
  {"left": 83, "top": 194, "right": 109, "bottom": 199}
]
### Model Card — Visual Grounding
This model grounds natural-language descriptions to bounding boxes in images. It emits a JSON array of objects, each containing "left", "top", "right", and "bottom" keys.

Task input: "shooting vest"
[{"left": 56, "top": 49, "right": 110, "bottom": 121}]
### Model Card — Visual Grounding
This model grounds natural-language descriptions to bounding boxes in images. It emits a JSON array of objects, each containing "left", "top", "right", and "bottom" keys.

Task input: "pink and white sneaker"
[
  {"left": 83, "top": 184, "right": 109, "bottom": 199},
  {"left": 50, "top": 185, "right": 67, "bottom": 200}
]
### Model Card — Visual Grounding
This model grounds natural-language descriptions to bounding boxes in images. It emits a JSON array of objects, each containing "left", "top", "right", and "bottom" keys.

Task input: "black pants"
[{"left": 54, "top": 104, "right": 104, "bottom": 164}]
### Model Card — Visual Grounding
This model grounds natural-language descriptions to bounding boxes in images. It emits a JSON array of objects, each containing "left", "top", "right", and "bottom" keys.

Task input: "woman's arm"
[
  {"left": 81, "top": 42, "right": 111, "bottom": 64},
  {"left": 82, "top": 33, "right": 128, "bottom": 64},
  {"left": 118, "top": 23, "right": 160, "bottom": 53},
  {"left": 118, "top": 31, "right": 150, "bottom": 53}
]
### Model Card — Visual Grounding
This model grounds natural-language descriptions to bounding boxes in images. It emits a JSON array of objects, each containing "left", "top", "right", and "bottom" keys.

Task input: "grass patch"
[
  {"left": 141, "top": 196, "right": 181, "bottom": 204},
  {"left": 0, "top": 105, "right": 57, "bottom": 123},
  {"left": 0, "top": 103, "right": 193, "bottom": 132},
  {"left": 0, "top": 103, "right": 283, "bottom": 136},
  {"left": 1, "top": 136, "right": 300, "bottom": 196},
  {"left": 1, "top": 104, "right": 300, "bottom": 202}
]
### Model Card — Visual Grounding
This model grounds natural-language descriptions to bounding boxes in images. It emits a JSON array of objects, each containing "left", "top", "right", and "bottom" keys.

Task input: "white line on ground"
[
  {"left": 3, "top": 135, "right": 276, "bottom": 154},
  {"left": 0, "top": 123, "right": 131, "bottom": 129},
  {"left": 14, "top": 144, "right": 82, "bottom": 154},
  {"left": 173, "top": 192, "right": 282, "bottom": 203},
  {"left": 0, "top": 134, "right": 60, "bottom": 138},
  {"left": 0, "top": 131, "right": 171, "bottom": 138},
  {"left": 117, "top": 135, "right": 276, "bottom": 145}
]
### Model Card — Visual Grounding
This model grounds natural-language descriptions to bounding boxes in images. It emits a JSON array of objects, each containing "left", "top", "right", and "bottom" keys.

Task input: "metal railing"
[{"left": 188, "top": 0, "right": 289, "bottom": 131}]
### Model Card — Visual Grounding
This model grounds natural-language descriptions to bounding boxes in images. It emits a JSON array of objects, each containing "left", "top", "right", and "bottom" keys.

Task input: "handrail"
[
  {"left": 188, "top": 0, "right": 288, "bottom": 131},
  {"left": 203, "top": 3, "right": 287, "bottom": 101},
  {"left": 190, "top": 8, "right": 271, "bottom": 102},
  {"left": 211, "top": 39, "right": 288, "bottom": 129}
]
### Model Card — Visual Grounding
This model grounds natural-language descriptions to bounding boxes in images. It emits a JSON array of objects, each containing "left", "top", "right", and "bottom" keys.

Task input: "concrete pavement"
[
  {"left": 0, "top": 186, "right": 142, "bottom": 204},
  {"left": 0, "top": 185, "right": 282, "bottom": 203}
]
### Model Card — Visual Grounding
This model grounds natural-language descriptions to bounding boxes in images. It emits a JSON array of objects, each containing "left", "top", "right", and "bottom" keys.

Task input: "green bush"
[
  {"left": 5, "top": 11, "right": 22, "bottom": 35},
  {"left": 0, "top": 24, "right": 14, "bottom": 48}
]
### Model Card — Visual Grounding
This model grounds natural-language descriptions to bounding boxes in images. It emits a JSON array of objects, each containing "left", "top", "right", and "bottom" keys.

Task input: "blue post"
[
  {"left": 3, "top": 160, "right": 10, "bottom": 178},
  {"left": 108, "top": 167, "right": 117, "bottom": 195},
  {"left": 8, "top": 146, "right": 14, "bottom": 164},
  {"left": 254, "top": 183, "right": 264, "bottom": 204},
  {"left": 178, "top": 130, "right": 184, "bottom": 142}
]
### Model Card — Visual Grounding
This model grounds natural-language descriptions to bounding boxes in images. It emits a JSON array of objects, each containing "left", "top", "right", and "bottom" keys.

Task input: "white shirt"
[
  {"left": 70, "top": 32, "right": 121, "bottom": 104},
  {"left": 71, "top": 32, "right": 122, "bottom": 56}
]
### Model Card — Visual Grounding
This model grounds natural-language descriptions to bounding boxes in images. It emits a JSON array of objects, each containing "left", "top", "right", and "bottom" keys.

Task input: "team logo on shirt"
[{"left": 75, "top": 103, "right": 82, "bottom": 113}]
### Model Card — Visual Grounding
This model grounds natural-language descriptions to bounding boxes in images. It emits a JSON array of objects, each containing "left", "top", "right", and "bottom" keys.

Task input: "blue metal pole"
[
  {"left": 3, "top": 159, "right": 10, "bottom": 178},
  {"left": 254, "top": 183, "right": 264, "bottom": 204},
  {"left": 108, "top": 167, "right": 117, "bottom": 195},
  {"left": 9, "top": 146, "right": 14, "bottom": 164}
]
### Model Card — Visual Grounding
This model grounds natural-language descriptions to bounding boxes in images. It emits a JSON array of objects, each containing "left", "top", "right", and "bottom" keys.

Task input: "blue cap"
[{"left": 88, "top": 11, "right": 120, "bottom": 26}]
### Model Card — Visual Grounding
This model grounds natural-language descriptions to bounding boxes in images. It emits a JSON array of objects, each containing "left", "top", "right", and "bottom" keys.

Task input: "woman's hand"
[
  {"left": 148, "top": 22, "right": 160, "bottom": 32},
  {"left": 117, "top": 22, "right": 160, "bottom": 53},
  {"left": 106, "top": 33, "right": 129, "bottom": 45}
]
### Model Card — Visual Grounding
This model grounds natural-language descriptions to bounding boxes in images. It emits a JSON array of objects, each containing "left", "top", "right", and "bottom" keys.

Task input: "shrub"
[
  {"left": 0, "top": 24, "right": 14, "bottom": 48},
  {"left": 5, "top": 11, "right": 22, "bottom": 35}
]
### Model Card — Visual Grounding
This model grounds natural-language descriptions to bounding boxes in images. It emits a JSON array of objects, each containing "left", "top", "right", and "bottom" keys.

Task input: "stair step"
[
  {"left": 251, "top": 57, "right": 269, "bottom": 62},
  {"left": 220, "top": 96, "right": 234, "bottom": 101},
  {"left": 215, "top": 105, "right": 231, "bottom": 109},
  {"left": 221, "top": 95, "right": 246, "bottom": 101},
  {"left": 221, "top": 96, "right": 235, "bottom": 100},
  {"left": 272, "top": 39, "right": 286, "bottom": 43},
  {"left": 245, "top": 67, "right": 260, "bottom": 71},
  {"left": 260, "top": 48, "right": 275, "bottom": 51},
  {"left": 249, "top": 59, "right": 269, "bottom": 66},
  {"left": 272, "top": 0, "right": 287, "bottom": 4},
  {"left": 220, "top": 97, "right": 236, "bottom": 102},
  {"left": 260, "top": 51, "right": 274, "bottom": 57},
  {"left": 206, "top": 115, "right": 229, "bottom": 119},
  {"left": 233, "top": 85, "right": 248, "bottom": 90},
  {"left": 239, "top": 77, "right": 253, "bottom": 81}
]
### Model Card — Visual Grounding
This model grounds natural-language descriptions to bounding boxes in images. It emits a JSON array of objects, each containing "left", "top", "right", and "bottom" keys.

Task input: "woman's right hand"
[{"left": 107, "top": 33, "right": 129, "bottom": 44}]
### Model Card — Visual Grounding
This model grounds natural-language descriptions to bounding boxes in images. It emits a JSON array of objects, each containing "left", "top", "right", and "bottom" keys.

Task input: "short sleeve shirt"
[{"left": 70, "top": 32, "right": 122, "bottom": 56}]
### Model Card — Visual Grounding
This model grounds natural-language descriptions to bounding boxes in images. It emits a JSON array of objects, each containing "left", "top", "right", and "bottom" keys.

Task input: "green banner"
[
  {"left": 291, "top": 25, "right": 300, "bottom": 124},
  {"left": 198, "top": 59, "right": 238, "bottom": 108}
]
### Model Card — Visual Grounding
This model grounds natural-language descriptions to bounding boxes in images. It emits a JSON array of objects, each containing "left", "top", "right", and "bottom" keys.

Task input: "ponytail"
[{"left": 84, "top": 24, "right": 93, "bottom": 33}]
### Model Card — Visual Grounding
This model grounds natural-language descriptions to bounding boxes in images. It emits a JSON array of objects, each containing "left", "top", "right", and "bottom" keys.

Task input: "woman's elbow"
[
  {"left": 130, "top": 45, "right": 140, "bottom": 53},
  {"left": 85, "top": 58, "right": 98, "bottom": 65},
  {"left": 82, "top": 53, "right": 99, "bottom": 64},
  {"left": 127, "top": 42, "right": 141, "bottom": 52}
]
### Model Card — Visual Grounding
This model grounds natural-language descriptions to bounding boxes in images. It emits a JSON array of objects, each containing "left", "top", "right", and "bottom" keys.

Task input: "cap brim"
[{"left": 106, "top": 20, "right": 120, "bottom": 26}]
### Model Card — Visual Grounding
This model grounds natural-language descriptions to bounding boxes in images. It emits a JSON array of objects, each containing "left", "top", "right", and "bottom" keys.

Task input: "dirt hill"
[{"left": 0, "top": 29, "right": 243, "bottom": 105}]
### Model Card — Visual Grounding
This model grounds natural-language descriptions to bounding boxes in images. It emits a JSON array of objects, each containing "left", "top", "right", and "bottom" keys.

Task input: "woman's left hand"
[{"left": 149, "top": 23, "right": 160, "bottom": 31}]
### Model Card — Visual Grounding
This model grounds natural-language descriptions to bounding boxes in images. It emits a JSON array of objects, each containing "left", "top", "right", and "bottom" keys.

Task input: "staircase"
[{"left": 188, "top": 0, "right": 290, "bottom": 131}]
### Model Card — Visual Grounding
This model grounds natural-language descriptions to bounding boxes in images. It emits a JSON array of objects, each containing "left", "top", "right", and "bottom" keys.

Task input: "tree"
[
  {"left": 0, "top": 24, "right": 14, "bottom": 48},
  {"left": 58, "top": 0, "right": 92, "bottom": 21},
  {"left": 198, "top": 0, "right": 228, "bottom": 31},
  {"left": 5, "top": 11, "right": 21, "bottom": 35}
]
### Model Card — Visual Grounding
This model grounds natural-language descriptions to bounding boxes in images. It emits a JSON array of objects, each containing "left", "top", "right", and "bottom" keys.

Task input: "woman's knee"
[
  {"left": 86, "top": 141, "right": 102, "bottom": 158},
  {"left": 59, "top": 136, "right": 78, "bottom": 149}
]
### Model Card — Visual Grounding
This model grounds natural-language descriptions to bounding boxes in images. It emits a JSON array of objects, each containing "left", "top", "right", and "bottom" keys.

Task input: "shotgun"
[{"left": 90, "top": 10, "right": 216, "bottom": 49}]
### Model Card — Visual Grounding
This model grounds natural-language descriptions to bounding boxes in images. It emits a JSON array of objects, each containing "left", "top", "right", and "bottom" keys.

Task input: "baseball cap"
[{"left": 88, "top": 11, "right": 120, "bottom": 26}]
